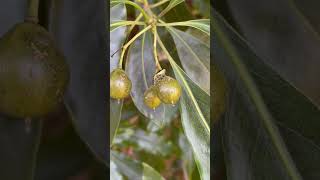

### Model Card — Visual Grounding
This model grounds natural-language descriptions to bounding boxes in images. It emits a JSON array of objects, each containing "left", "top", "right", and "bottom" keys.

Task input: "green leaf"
[
  {"left": 0, "top": 117, "right": 42, "bottom": 180},
  {"left": 167, "top": 27, "right": 210, "bottom": 93},
  {"left": 159, "top": 0, "right": 185, "bottom": 17},
  {"left": 179, "top": 133, "right": 196, "bottom": 178},
  {"left": 189, "top": 0, "right": 210, "bottom": 17},
  {"left": 114, "top": 128, "right": 173, "bottom": 156},
  {"left": 157, "top": 36, "right": 210, "bottom": 180},
  {"left": 109, "top": 3, "right": 127, "bottom": 145},
  {"left": 111, "top": 160, "right": 124, "bottom": 180},
  {"left": 34, "top": 106, "right": 98, "bottom": 179},
  {"left": 48, "top": 0, "right": 108, "bottom": 162},
  {"left": 126, "top": 31, "right": 176, "bottom": 126},
  {"left": 111, "top": 151, "right": 165, "bottom": 180},
  {"left": 110, "top": 20, "right": 144, "bottom": 32},
  {"left": 161, "top": 19, "right": 210, "bottom": 36},
  {"left": 219, "top": 0, "right": 320, "bottom": 106},
  {"left": 186, "top": 28, "right": 210, "bottom": 45},
  {"left": 213, "top": 10, "right": 320, "bottom": 179}
]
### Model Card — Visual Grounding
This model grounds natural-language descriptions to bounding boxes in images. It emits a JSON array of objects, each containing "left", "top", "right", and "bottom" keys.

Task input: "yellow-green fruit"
[
  {"left": 0, "top": 22, "right": 70, "bottom": 118},
  {"left": 156, "top": 76, "right": 182, "bottom": 105},
  {"left": 110, "top": 68, "right": 131, "bottom": 99},
  {"left": 144, "top": 85, "right": 161, "bottom": 109}
]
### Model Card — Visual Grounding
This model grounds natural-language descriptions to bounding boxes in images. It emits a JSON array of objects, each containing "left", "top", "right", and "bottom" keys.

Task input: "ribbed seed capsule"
[
  {"left": 143, "top": 85, "right": 161, "bottom": 110},
  {"left": 110, "top": 68, "right": 131, "bottom": 99}
]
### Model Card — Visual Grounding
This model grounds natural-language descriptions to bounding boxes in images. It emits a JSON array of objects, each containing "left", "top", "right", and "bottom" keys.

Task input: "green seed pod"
[
  {"left": 154, "top": 70, "right": 181, "bottom": 105},
  {"left": 110, "top": 68, "right": 131, "bottom": 99},
  {"left": 0, "top": 22, "right": 69, "bottom": 118},
  {"left": 144, "top": 85, "right": 161, "bottom": 109}
]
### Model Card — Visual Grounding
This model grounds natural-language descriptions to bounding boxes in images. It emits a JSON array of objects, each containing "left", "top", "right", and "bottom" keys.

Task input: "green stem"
[
  {"left": 212, "top": 15, "right": 302, "bottom": 180},
  {"left": 111, "top": 0, "right": 149, "bottom": 21},
  {"left": 118, "top": 25, "right": 152, "bottom": 68},
  {"left": 152, "top": 27, "right": 162, "bottom": 71},
  {"left": 26, "top": 0, "right": 40, "bottom": 23},
  {"left": 111, "top": 14, "right": 144, "bottom": 59},
  {"left": 128, "top": 13, "right": 143, "bottom": 33},
  {"left": 150, "top": 0, "right": 170, "bottom": 8},
  {"left": 110, "top": 21, "right": 145, "bottom": 31}
]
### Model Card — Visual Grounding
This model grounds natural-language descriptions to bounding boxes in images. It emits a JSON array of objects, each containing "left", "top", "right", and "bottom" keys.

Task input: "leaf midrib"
[{"left": 167, "top": 27, "right": 209, "bottom": 72}]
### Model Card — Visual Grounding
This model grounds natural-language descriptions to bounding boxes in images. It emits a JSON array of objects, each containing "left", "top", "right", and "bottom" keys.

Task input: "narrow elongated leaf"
[
  {"left": 221, "top": 0, "right": 320, "bottom": 106},
  {"left": 0, "top": 116, "right": 42, "bottom": 180},
  {"left": 109, "top": 3, "right": 127, "bottom": 145},
  {"left": 167, "top": 27, "right": 210, "bottom": 93},
  {"left": 126, "top": 31, "right": 176, "bottom": 126},
  {"left": 111, "top": 151, "right": 165, "bottom": 180},
  {"left": 162, "top": 19, "right": 210, "bottom": 36},
  {"left": 186, "top": 28, "right": 209, "bottom": 45},
  {"left": 160, "top": 2, "right": 193, "bottom": 25},
  {"left": 179, "top": 133, "right": 196, "bottom": 178},
  {"left": 110, "top": 3, "right": 127, "bottom": 71},
  {"left": 111, "top": 20, "right": 144, "bottom": 32},
  {"left": 48, "top": 0, "right": 108, "bottom": 161},
  {"left": 292, "top": 0, "right": 320, "bottom": 34},
  {"left": 34, "top": 108, "right": 94, "bottom": 180},
  {"left": 111, "top": 160, "right": 123, "bottom": 180},
  {"left": 213, "top": 10, "right": 320, "bottom": 179},
  {"left": 157, "top": 36, "right": 210, "bottom": 180},
  {"left": 190, "top": 0, "right": 210, "bottom": 17},
  {"left": 159, "top": 0, "right": 185, "bottom": 17}
]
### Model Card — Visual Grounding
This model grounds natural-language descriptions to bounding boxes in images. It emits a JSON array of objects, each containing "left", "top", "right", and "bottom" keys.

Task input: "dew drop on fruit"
[
  {"left": 171, "top": 101, "right": 175, "bottom": 107},
  {"left": 24, "top": 117, "right": 32, "bottom": 133}
]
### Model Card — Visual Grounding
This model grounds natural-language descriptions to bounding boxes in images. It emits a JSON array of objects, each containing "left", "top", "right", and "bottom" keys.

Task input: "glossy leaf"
[
  {"left": 190, "top": 0, "right": 210, "bottom": 17},
  {"left": 0, "top": 116, "right": 42, "bottom": 180},
  {"left": 48, "top": 0, "right": 108, "bottom": 162},
  {"left": 161, "top": 2, "right": 193, "bottom": 24},
  {"left": 126, "top": 31, "right": 176, "bottom": 126},
  {"left": 159, "top": 0, "right": 185, "bottom": 17},
  {"left": 221, "top": 0, "right": 320, "bottom": 106},
  {"left": 34, "top": 107, "right": 94, "bottom": 180},
  {"left": 0, "top": 1, "right": 42, "bottom": 179},
  {"left": 179, "top": 133, "right": 196, "bottom": 178},
  {"left": 157, "top": 36, "right": 210, "bottom": 180},
  {"left": 111, "top": 160, "right": 123, "bottom": 180},
  {"left": 111, "top": 151, "right": 165, "bottom": 180},
  {"left": 186, "top": 28, "right": 210, "bottom": 45},
  {"left": 161, "top": 19, "right": 210, "bottom": 36},
  {"left": 109, "top": 3, "right": 127, "bottom": 145},
  {"left": 110, "top": 20, "right": 144, "bottom": 32},
  {"left": 213, "top": 10, "right": 320, "bottom": 179},
  {"left": 114, "top": 128, "right": 173, "bottom": 156},
  {"left": 110, "top": 3, "right": 127, "bottom": 71},
  {"left": 167, "top": 27, "right": 210, "bottom": 93}
]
